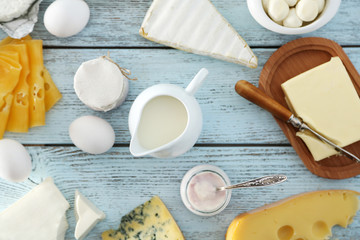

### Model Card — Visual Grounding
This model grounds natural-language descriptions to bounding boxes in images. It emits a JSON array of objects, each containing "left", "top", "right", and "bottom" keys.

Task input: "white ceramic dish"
[{"left": 247, "top": 0, "right": 341, "bottom": 35}]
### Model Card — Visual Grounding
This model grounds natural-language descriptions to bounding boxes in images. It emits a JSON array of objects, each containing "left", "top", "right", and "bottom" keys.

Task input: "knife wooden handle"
[{"left": 235, "top": 80, "right": 293, "bottom": 122}]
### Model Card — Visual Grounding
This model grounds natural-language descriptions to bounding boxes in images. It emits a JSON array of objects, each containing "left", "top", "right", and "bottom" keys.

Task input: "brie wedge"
[
  {"left": 140, "top": 0, "right": 257, "bottom": 68},
  {"left": 75, "top": 190, "right": 105, "bottom": 240},
  {"left": 0, "top": 178, "right": 70, "bottom": 240},
  {"left": 0, "top": 0, "right": 36, "bottom": 22}
]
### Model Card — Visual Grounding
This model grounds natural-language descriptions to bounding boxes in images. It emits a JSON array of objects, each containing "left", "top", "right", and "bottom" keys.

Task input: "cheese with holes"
[
  {"left": 0, "top": 44, "right": 30, "bottom": 133},
  {"left": 43, "top": 67, "right": 62, "bottom": 111},
  {"left": 140, "top": 0, "right": 257, "bottom": 68},
  {"left": 226, "top": 190, "right": 360, "bottom": 240},
  {"left": 0, "top": 95, "right": 14, "bottom": 138},
  {"left": 23, "top": 39, "right": 46, "bottom": 128},
  {"left": 75, "top": 190, "right": 105, "bottom": 240},
  {"left": 102, "top": 196, "right": 184, "bottom": 240},
  {"left": 0, "top": 178, "right": 70, "bottom": 240},
  {"left": 281, "top": 57, "right": 360, "bottom": 161}
]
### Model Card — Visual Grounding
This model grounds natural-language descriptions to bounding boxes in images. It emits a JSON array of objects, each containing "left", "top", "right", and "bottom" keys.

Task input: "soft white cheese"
[
  {"left": 74, "top": 56, "right": 129, "bottom": 112},
  {"left": 0, "top": 178, "right": 70, "bottom": 240},
  {"left": 74, "top": 190, "right": 105, "bottom": 240},
  {"left": 139, "top": 0, "right": 257, "bottom": 68},
  {"left": 0, "top": 0, "right": 36, "bottom": 22}
]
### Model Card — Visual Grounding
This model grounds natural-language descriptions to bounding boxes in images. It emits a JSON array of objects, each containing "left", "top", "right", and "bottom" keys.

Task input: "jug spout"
[{"left": 130, "top": 133, "right": 158, "bottom": 157}]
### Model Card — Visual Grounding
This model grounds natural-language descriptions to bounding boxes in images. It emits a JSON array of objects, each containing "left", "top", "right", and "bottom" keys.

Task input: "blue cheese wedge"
[
  {"left": 140, "top": 0, "right": 257, "bottom": 68},
  {"left": 75, "top": 190, "right": 106, "bottom": 240},
  {"left": 0, "top": 178, "right": 70, "bottom": 240},
  {"left": 102, "top": 196, "right": 184, "bottom": 240}
]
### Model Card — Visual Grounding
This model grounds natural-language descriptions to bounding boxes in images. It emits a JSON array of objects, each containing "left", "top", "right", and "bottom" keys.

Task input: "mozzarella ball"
[
  {"left": 268, "top": 0, "right": 290, "bottom": 22},
  {"left": 44, "top": 0, "right": 90, "bottom": 38},
  {"left": 285, "top": 0, "right": 298, "bottom": 7},
  {"left": 296, "top": 0, "right": 319, "bottom": 22},
  {"left": 283, "top": 8, "right": 303, "bottom": 27},
  {"left": 316, "top": 0, "right": 325, "bottom": 13},
  {"left": 69, "top": 116, "right": 115, "bottom": 155},
  {"left": 262, "top": 0, "right": 270, "bottom": 12},
  {"left": 0, "top": 139, "right": 32, "bottom": 182}
]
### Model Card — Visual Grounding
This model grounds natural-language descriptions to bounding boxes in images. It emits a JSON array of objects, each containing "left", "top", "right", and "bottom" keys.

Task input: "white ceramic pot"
[
  {"left": 247, "top": 0, "right": 341, "bottom": 35},
  {"left": 129, "top": 68, "right": 208, "bottom": 158}
]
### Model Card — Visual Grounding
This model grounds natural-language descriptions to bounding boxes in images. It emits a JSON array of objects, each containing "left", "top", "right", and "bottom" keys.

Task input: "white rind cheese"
[
  {"left": 0, "top": 0, "right": 36, "bottom": 22},
  {"left": 75, "top": 190, "right": 106, "bottom": 240},
  {"left": 140, "top": 0, "right": 257, "bottom": 68},
  {"left": 74, "top": 57, "right": 129, "bottom": 112},
  {"left": 0, "top": 178, "right": 70, "bottom": 240},
  {"left": 282, "top": 57, "right": 360, "bottom": 161}
]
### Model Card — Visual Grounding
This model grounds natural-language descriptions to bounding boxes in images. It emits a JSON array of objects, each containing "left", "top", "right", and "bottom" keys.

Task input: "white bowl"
[{"left": 247, "top": 0, "right": 341, "bottom": 35}]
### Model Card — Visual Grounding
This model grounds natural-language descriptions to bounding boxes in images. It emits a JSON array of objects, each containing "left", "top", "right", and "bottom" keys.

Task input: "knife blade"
[{"left": 235, "top": 80, "right": 360, "bottom": 163}]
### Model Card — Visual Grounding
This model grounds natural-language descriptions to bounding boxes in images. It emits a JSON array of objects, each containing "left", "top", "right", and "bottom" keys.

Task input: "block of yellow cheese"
[
  {"left": 102, "top": 196, "right": 184, "bottom": 240},
  {"left": 226, "top": 190, "right": 359, "bottom": 240},
  {"left": 281, "top": 57, "right": 360, "bottom": 161},
  {"left": 0, "top": 44, "right": 30, "bottom": 132}
]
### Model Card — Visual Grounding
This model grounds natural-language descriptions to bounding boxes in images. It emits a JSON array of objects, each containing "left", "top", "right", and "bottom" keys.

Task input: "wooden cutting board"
[{"left": 259, "top": 37, "right": 360, "bottom": 179}]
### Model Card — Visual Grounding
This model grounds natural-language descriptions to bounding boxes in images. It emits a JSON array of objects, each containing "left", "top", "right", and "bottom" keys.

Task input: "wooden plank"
[
  {"left": 4, "top": 47, "right": 360, "bottom": 145},
  {"left": 0, "top": 0, "right": 359, "bottom": 47},
  {"left": 0, "top": 146, "right": 359, "bottom": 239}
]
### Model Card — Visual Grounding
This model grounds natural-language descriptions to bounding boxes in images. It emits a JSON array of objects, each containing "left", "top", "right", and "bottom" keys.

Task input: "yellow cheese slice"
[
  {"left": 281, "top": 57, "right": 360, "bottom": 160},
  {"left": 226, "top": 190, "right": 360, "bottom": 240},
  {"left": 102, "top": 196, "right": 184, "bottom": 240},
  {"left": 23, "top": 39, "right": 46, "bottom": 128},
  {"left": 0, "top": 44, "right": 30, "bottom": 133},
  {"left": 0, "top": 94, "right": 14, "bottom": 138},
  {"left": 43, "top": 68, "right": 62, "bottom": 111},
  {"left": 0, "top": 54, "right": 21, "bottom": 94}
]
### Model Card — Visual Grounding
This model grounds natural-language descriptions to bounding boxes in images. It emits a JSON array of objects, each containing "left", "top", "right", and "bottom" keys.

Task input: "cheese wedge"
[
  {"left": 74, "top": 190, "right": 105, "bottom": 240},
  {"left": 281, "top": 57, "right": 360, "bottom": 161},
  {"left": 0, "top": 178, "right": 70, "bottom": 240},
  {"left": 226, "top": 190, "right": 360, "bottom": 240},
  {"left": 0, "top": 44, "right": 30, "bottom": 133},
  {"left": 43, "top": 67, "right": 62, "bottom": 111},
  {"left": 102, "top": 196, "right": 184, "bottom": 240},
  {"left": 140, "top": 0, "right": 257, "bottom": 68}
]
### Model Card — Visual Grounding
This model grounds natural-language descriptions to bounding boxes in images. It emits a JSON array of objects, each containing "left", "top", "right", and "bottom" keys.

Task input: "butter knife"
[{"left": 235, "top": 80, "right": 360, "bottom": 163}]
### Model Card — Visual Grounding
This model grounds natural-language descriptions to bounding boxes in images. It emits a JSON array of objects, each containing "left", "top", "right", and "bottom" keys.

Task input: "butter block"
[
  {"left": 281, "top": 57, "right": 360, "bottom": 160},
  {"left": 226, "top": 190, "right": 360, "bottom": 240},
  {"left": 102, "top": 196, "right": 184, "bottom": 240}
]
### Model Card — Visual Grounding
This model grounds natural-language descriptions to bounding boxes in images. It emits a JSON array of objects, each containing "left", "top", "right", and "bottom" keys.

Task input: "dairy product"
[
  {"left": 0, "top": 178, "right": 70, "bottom": 239},
  {"left": 282, "top": 57, "right": 360, "bottom": 161},
  {"left": 137, "top": 96, "right": 188, "bottom": 150},
  {"left": 140, "top": 0, "right": 257, "bottom": 68},
  {"left": 102, "top": 196, "right": 184, "bottom": 240},
  {"left": 0, "top": 0, "right": 36, "bottom": 22},
  {"left": 187, "top": 172, "right": 227, "bottom": 212},
  {"left": 74, "top": 190, "right": 105, "bottom": 240},
  {"left": 226, "top": 190, "right": 360, "bottom": 240}
]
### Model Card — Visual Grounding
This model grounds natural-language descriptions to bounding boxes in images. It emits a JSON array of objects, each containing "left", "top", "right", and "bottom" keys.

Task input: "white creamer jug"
[{"left": 129, "top": 68, "right": 208, "bottom": 158}]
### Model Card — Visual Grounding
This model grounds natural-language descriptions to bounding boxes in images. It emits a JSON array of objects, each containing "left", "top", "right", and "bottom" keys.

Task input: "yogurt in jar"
[
  {"left": 187, "top": 172, "right": 227, "bottom": 212},
  {"left": 180, "top": 165, "right": 231, "bottom": 216}
]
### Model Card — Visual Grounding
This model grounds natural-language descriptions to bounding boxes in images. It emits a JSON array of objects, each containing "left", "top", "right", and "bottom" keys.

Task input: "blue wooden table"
[{"left": 0, "top": 1, "right": 360, "bottom": 239}]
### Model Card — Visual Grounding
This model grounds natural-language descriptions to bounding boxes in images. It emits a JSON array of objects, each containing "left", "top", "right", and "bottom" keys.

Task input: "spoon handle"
[{"left": 218, "top": 175, "right": 287, "bottom": 191}]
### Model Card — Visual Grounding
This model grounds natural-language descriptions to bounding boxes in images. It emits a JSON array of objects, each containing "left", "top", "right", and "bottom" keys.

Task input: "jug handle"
[{"left": 185, "top": 68, "right": 209, "bottom": 96}]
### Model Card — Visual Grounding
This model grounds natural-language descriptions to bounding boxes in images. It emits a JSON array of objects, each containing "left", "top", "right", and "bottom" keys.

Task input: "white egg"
[
  {"left": 69, "top": 116, "right": 115, "bottom": 154},
  {"left": 44, "top": 0, "right": 90, "bottom": 38},
  {"left": 0, "top": 139, "right": 32, "bottom": 182}
]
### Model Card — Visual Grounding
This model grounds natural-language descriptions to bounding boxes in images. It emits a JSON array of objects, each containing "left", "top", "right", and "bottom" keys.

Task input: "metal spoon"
[{"left": 217, "top": 174, "right": 287, "bottom": 191}]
